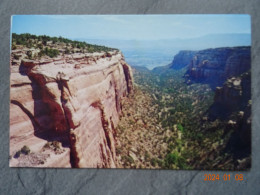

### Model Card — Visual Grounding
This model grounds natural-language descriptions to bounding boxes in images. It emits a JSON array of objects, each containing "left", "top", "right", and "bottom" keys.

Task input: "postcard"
[{"left": 10, "top": 15, "right": 251, "bottom": 169}]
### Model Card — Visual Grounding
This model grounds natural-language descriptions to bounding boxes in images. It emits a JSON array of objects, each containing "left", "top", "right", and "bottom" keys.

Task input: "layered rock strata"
[
  {"left": 210, "top": 72, "right": 251, "bottom": 147},
  {"left": 213, "top": 72, "right": 251, "bottom": 114},
  {"left": 171, "top": 46, "right": 251, "bottom": 161},
  {"left": 10, "top": 51, "right": 133, "bottom": 168},
  {"left": 184, "top": 46, "right": 250, "bottom": 87}
]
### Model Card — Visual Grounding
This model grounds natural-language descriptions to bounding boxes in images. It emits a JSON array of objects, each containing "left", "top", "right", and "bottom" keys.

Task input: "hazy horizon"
[
  {"left": 78, "top": 33, "right": 251, "bottom": 69},
  {"left": 12, "top": 15, "right": 251, "bottom": 69}
]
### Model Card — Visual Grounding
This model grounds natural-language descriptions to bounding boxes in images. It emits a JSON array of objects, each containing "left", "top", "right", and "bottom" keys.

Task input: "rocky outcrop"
[
  {"left": 209, "top": 72, "right": 251, "bottom": 159},
  {"left": 179, "top": 46, "right": 251, "bottom": 166},
  {"left": 213, "top": 72, "right": 250, "bottom": 115},
  {"left": 169, "top": 50, "right": 197, "bottom": 70},
  {"left": 10, "top": 51, "right": 133, "bottom": 168},
  {"left": 184, "top": 47, "right": 250, "bottom": 88}
]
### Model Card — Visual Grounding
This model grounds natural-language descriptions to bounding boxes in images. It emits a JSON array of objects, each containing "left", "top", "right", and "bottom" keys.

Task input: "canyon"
[
  {"left": 150, "top": 46, "right": 251, "bottom": 169},
  {"left": 10, "top": 33, "right": 251, "bottom": 170},
  {"left": 10, "top": 50, "right": 133, "bottom": 168}
]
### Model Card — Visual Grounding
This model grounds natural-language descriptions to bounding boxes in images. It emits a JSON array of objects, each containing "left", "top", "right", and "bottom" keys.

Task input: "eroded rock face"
[
  {"left": 176, "top": 46, "right": 251, "bottom": 165},
  {"left": 209, "top": 72, "right": 251, "bottom": 152},
  {"left": 10, "top": 51, "right": 133, "bottom": 168},
  {"left": 185, "top": 47, "right": 250, "bottom": 88},
  {"left": 213, "top": 72, "right": 250, "bottom": 113},
  {"left": 169, "top": 50, "right": 197, "bottom": 70},
  {"left": 209, "top": 71, "right": 250, "bottom": 119}
]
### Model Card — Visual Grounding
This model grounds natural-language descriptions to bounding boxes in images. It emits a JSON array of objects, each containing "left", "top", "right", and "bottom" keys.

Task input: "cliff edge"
[
  {"left": 184, "top": 46, "right": 250, "bottom": 88},
  {"left": 10, "top": 48, "right": 133, "bottom": 168}
]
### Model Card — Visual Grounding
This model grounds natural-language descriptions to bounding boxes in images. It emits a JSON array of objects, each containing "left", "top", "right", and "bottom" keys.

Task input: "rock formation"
[
  {"left": 184, "top": 46, "right": 250, "bottom": 88},
  {"left": 210, "top": 72, "right": 251, "bottom": 148},
  {"left": 213, "top": 72, "right": 250, "bottom": 115},
  {"left": 10, "top": 50, "right": 133, "bottom": 168},
  {"left": 169, "top": 46, "right": 251, "bottom": 167},
  {"left": 169, "top": 50, "right": 197, "bottom": 70}
]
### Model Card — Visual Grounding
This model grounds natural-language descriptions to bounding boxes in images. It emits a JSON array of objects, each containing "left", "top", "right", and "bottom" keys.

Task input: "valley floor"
[{"left": 115, "top": 67, "right": 251, "bottom": 170}]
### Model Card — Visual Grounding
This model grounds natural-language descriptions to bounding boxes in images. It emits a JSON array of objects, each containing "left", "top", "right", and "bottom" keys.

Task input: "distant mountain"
[
  {"left": 171, "top": 33, "right": 251, "bottom": 50},
  {"left": 76, "top": 33, "right": 250, "bottom": 51},
  {"left": 76, "top": 33, "right": 251, "bottom": 69}
]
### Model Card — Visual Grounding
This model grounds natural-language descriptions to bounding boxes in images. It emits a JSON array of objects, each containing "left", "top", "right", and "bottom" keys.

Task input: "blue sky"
[{"left": 12, "top": 15, "right": 251, "bottom": 40}]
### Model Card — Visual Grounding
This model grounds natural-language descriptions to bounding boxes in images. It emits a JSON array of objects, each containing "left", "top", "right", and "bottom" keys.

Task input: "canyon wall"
[
  {"left": 169, "top": 46, "right": 251, "bottom": 158},
  {"left": 181, "top": 46, "right": 251, "bottom": 157},
  {"left": 10, "top": 51, "right": 133, "bottom": 168},
  {"left": 213, "top": 72, "right": 251, "bottom": 115},
  {"left": 210, "top": 72, "right": 251, "bottom": 147},
  {"left": 169, "top": 50, "right": 197, "bottom": 70},
  {"left": 184, "top": 46, "right": 250, "bottom": 87}
]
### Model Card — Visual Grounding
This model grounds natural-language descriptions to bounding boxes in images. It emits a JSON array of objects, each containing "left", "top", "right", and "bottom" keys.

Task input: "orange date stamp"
[{"left": 204, "top": 174, "right": 244, "bottom": 181}]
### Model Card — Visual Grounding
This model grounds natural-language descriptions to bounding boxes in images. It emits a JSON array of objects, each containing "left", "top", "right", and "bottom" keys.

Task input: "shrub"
[
  {"left": 26, "top": 41, "right": 33, "bottom": 48},
  {"left": 37, "top": 43, "right": 43, "bottom": 49},
  {"left": 43, "top": 142, "right": 51, "bottom": 149},
  {"left": 26, "top": 50, "right": 32, "bottom": 59},
  {"left": 164, "top": 152, "right": 188, "bottom": 169},
  {"left": 14, "top": 150, "right": 21, "bottom": 158},
  {"left": 165, "top": 152, "right": 178, "bottom": 166},
  {"left": 177, "top": 124, "right": 184, "bottom": 132},
  {"left": 21, "top": 145, "right": 30, "bottom": 155},
  {"left": 65, "top": 47, "right": 70, "bottom": 54},
  {"left": 116, "top": 147, "right": 122, "bottom": 155},
  {"left": 44, "top": 47, "right": 59, "bottom": 58},
  {"left": 52, "top": 141, "right": 61, "bottom": 149},
  {"left": 43, "top": 141, "right": 61, "bottom": 152},
  {"left": 38, "top": 47, "right": 59, "bottom": 58},
  {"left": 12, "top": 43, "right": 17, "bottom": 50},
  {"left": 13, "top": 145, "right": 30, "bottom": 158},
  {"left": 150, "top": 158, "right": 157, "bottom": 166},
  {"left": 122, "top": 155, "right": 134, "bottom": 165},
  {"left": 14, "top": 54, "right": 20, "bottom": 60},
  {"left": 144, "top": 151, "right": 150, "bottom": 161},
  {"left": 11, "top": 33, "right": 117, "bottom": 58},
  {"left": 168, "top": 143, "right": 175, "bottom": 151}
]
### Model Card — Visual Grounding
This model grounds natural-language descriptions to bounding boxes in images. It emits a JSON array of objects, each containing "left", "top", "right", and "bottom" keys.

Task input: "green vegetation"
[
  {"left": 11, "top": 33, "right": 118, "bottom": 58},
  {"left": 21, "top": 145, "right": 30, "bottom": 155},
  {"left": 150, "top": 158, "right": 157, "bottom": 166},
  {"left": 42, "top": 141, "right": 63, "bottom": 154},
  {"left": 144, "top": 151, "right": 150, "bottom": 161},
  {"left": 14, "top": 145, "right": 30, "bottom": 158},
  {"left": 38, "top": 47, "right": 59, "bottom": 58},
  {"left": 177, "top": 124, "right": 184, "bottom": 132},
  {"left": 122, "top": 155, "right": 135, "bottom": 166},
  {"left": 14, "top": 150, "right": 21, "bottom": 158},
  {"left": 117, "top": 65, "right": 239, "bottom": 170},
  {"left": 165, "top": 152, "right": 180, "bottom": 168}
]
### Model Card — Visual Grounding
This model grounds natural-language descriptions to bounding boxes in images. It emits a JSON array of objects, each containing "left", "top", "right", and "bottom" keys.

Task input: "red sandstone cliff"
[{"left": 10, "top": 51, "right": 133, "bottom": 168}]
